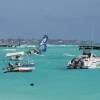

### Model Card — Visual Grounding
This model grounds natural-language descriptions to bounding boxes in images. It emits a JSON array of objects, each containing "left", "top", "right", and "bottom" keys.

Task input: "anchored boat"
[
  {"left": 67, "top": 45, "right": 100, "bottom": 69},
  {"left": 6, "top": 51, "right": 24, "bottom": 61},
  {"left": 4, "top": 66, "right": 35, "bottom": 73},
  {"left": 3, "top": 62, "right": 35, "bottom": 73}
]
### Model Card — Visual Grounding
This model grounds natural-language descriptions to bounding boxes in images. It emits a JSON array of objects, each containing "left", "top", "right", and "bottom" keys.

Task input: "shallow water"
[{"left": 0, "top": 45, "right": 100, "bottom": 100}]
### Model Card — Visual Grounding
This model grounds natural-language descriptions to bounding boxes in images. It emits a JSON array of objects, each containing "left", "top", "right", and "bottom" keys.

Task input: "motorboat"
[
  {"left": 4, "top": 66, "right": 35, "bottom": 73},
  {"left": 6, "top": 51, "right": 24, "bottom": 60},
  {"left": 67, "top": 45, "right": 100, "bottom": 69},
  {"left": 3, "top": 62, "right": 35, "bottom": 73}
]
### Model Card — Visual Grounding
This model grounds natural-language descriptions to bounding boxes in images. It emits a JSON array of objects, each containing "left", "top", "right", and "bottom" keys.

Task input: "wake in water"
[
  {"left": 63, "top": 53, "right": 75, "bottom": 57},
  {"left": 36, "top": 54, "right": 45, "bottom": 56},
  {"left": 19, "top": 45, "right": 36, "bottom": 48},
  {"left": 3, "top": 49, "right": 16, "bottom": 51}
]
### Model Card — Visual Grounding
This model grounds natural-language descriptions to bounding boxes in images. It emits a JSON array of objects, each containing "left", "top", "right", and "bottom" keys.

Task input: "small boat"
[
  {"left": 4, "top": 66, "right": 35, "bottom": 73},
  {"left": 3, "top": 62, "right": 35, "bottom": 73},
  {"left": 6, "top": 51, "right": 24, "bottom": 60}
]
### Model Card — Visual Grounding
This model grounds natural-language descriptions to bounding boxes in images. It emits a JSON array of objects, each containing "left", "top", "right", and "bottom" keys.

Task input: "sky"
[{"left": 0, "top": 0, "right": 100, "bottom": 42}]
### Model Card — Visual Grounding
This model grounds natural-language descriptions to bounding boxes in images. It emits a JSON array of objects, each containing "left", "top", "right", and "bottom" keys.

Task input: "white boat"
[
  {"left": 3, "top": 62, "right": 35, "bottom": 73},
  {"left": 6, "top": 51, "right": 25, "bottom": 60},
  {"left": 4, "top": 54, "right": 35, "bottom": 73},
  {"left": 4, "top": 67, "right": 35, "bottom": 73},
  {"left": 67, "top": 46, "right": 100, "bottom": 69}
]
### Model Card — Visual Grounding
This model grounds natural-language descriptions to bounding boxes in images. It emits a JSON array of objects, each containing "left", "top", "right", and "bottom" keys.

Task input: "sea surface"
[{"left": 0, "top": 45, "right": 100, "bottom": 100}]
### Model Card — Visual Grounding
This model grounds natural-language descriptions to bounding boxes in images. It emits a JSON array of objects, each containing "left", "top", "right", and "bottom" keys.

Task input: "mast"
[{"left": 38, "top": 34, "right": 48, "bottom": 52}]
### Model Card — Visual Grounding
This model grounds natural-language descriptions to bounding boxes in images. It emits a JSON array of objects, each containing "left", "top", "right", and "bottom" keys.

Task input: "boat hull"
[
  {"left": 67, "top": 56, "right": 100, "bottom": 69},
  {"left": 4, "top": 67, "right": 35, "bottom": 73}
]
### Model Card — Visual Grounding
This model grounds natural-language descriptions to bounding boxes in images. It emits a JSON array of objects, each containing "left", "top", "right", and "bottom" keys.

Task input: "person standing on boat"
[{"left": 7, "top": 62, "right": 14, "bottom": 71}]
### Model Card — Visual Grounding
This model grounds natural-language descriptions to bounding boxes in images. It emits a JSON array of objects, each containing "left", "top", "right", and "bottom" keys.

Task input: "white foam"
[
  {"left": 47, "top": 44, "right": 67, "bottom": 47},
  {"left": 4, "top": 49, "right": 16, "bottom": 51},
  {"left": 47, "top": 44, "right": 78, "bottom": 47},
  {"left": 19, "top": 45, "right": 36, "bottom": 48},
  {"left": 17, "top": 44, "right": 78, "bottom": 48},
  {"left": 63, "top": 53, "right": 75, "bottom": 57}
]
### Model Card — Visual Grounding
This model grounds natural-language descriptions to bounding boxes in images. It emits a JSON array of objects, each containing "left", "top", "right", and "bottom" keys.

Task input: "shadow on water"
[
  {"left": 50, "top": 66, "right": 100, "bottom": 72},
  {"left": 49, "top": 66, "right": 68, "bottom": 71},
  {"left": 57, "top": 67, "right": 67, "bottom": 71}
]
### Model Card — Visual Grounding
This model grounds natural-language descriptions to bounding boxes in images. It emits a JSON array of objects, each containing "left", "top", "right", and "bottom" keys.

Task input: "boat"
[
  {"left": 67, "top": 45, "right": 100, "bottom": 69},
  {"left": 4, "top": 67, "right": 35, "bottom": 73},
  {"left": 3, "top": 61, "right": 35, "bottom": 73},
  {"left": 6, "top": 51, "right": 25, "bottom": 60},
  {"left": 3, "top": 62, "right": 35, "bottom": 73}
]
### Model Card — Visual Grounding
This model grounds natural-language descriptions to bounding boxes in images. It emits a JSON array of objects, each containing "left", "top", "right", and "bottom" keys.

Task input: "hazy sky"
[{"left": 0, "top": 0, "right": 100, "bottom": 41}]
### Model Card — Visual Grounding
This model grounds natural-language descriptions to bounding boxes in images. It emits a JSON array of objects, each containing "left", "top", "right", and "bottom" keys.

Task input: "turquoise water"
[{"left": 0, "top": 45, "right": 100, "bottom": 100}]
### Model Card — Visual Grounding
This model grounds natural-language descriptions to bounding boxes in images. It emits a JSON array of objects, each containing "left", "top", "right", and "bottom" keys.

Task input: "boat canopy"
[{"left": 6, "top": 51, "right": 24, "bottom": 57}]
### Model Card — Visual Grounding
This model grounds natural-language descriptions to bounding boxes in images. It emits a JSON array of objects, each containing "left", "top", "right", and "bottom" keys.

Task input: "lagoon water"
[{"left": 0, "top": 45, "right": 100, "bottom": 100}]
